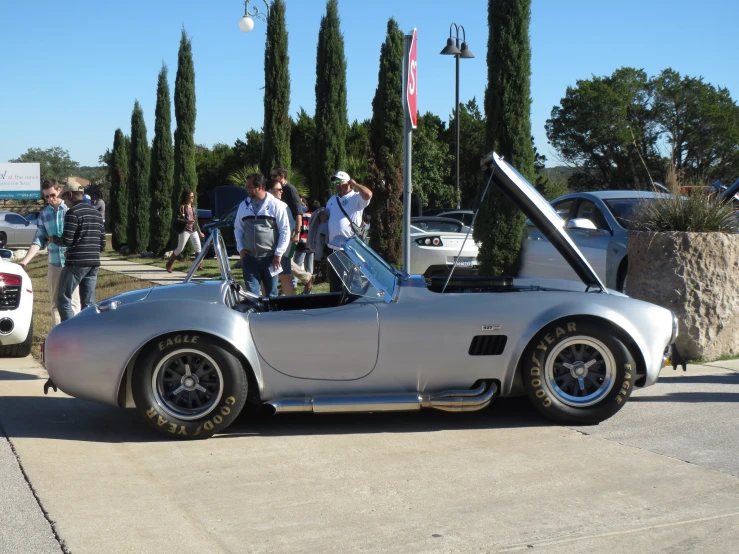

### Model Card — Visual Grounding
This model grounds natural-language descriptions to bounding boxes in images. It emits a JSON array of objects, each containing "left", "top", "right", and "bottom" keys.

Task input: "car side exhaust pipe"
[{"left": 267, "top": 382, "right": 497, "bottom": 415}]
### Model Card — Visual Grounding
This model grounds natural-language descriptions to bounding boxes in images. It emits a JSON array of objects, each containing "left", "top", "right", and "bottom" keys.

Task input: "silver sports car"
[{"left": 43, "top": 153, "right": 677, "bottom": 440}]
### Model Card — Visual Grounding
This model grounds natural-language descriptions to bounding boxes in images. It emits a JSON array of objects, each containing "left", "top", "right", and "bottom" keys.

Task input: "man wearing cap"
[
  {"left": 53, "top": 182, "right": 106, "bottom": 321},
  {"left": 18, "top": 179, "right": 81, "bottom": 327},
  {"left": 324, "top": 171, "right": 372, "bottom": 292}
]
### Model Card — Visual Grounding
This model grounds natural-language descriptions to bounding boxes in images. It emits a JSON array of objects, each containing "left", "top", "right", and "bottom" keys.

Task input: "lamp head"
[
  {"left": 238, "top": 15, "right": 255, "bottom": 32},
  {"left": 459, "top": 41, "right": 475, "bottom": 59},
  {"left": 440, "top": 37, "right": 461, "bottom": 56}
]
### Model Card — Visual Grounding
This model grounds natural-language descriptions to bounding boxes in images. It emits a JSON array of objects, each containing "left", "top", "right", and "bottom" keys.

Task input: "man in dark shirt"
[{"left": 54, "top": 182, "right": 106, "bottom": 321}]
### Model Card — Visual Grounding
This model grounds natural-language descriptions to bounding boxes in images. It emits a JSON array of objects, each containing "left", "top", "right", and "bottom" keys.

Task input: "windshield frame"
[{"left": 328, "top": 237, "right": 400, "bottom": 303}]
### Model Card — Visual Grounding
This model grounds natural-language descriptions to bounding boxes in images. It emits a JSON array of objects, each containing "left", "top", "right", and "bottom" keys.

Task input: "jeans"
[
  {"left": 241, "top": 255, "right": 278, "bottom": 297},
  {"left": 58, "top": 266, "right": 99, "bottom": 322},
  {"left": 291, "top": 250, "right": 314, "bottom": 288},
  {"left": 174, "top": 230, "right": 202, "bottom": 255}
]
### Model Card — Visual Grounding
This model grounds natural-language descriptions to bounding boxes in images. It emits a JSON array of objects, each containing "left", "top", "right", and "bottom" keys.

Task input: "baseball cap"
[
  {"left": 331, "top": 171, "right": 350, "bottom": 184},
  {"left": 62, "top": 182, "right": 85, "bottom": 194}
]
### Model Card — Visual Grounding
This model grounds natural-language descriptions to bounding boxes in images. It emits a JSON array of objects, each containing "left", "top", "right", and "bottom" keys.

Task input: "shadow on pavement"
[
  {"left": 631, "top": 392, "right": 739, "bottom": 403},
  {"left": 658, "top": 374, "right": 739, "bottom": 385},
  {"left": 0, "top": 371, "right": 39, "bottom": 381},
  {"left": 0, "top": 395, "right": 547, "bottom": 443}
]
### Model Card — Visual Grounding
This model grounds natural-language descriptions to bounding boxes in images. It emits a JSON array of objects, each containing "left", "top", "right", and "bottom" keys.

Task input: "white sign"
[{"left": 0, "top": 163, "right": 41, "bottom": 199}]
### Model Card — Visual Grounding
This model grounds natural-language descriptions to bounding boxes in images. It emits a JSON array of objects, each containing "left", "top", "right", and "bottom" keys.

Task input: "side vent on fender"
[{"left": 468, "top": 335, "right": 507, "bottom": 356}]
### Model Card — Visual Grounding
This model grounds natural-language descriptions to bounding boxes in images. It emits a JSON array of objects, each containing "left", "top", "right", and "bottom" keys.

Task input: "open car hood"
[
  {"left": 481, "top": 151, "right": 607, "bottom": 291},
  {"left": 719, "top": 177, "right": 739, "bottom": 204}
]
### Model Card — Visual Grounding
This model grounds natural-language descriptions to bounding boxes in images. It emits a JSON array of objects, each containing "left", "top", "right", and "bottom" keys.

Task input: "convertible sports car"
[
  {"left": 410, "top": 217, "right": 479, "bottom": 276},
  {"left": 43, "top": 153, "right": 677, "bottom": 439}
]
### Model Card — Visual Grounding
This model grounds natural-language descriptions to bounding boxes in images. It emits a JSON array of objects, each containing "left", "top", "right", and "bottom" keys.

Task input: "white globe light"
[{"left": 238, "top": 16, "right": 255, "bottom": 32}]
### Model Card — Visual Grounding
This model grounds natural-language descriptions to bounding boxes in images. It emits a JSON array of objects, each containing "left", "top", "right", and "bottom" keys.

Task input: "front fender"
[
  {"left": 503, "top": 297, "right": 672, "bottom": 395},
  {"left": 45, "top": 299, "right": 262, "bottom": 407}
]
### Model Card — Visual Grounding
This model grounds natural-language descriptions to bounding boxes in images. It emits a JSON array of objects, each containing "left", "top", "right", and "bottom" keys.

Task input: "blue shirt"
[{"left": 32, "top": 203, "right": 68, "bottom": 267}]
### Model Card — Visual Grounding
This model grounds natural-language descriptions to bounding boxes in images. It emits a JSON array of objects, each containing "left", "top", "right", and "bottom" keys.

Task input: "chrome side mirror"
[{"left": 566, "top": 218, "right": 598, "bottom": 231}]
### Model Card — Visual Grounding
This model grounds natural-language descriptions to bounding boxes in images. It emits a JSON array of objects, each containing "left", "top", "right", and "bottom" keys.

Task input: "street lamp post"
[
  {"left": 440, "top": 23, "right": 474, "bottom": 210},
  {"left": 238, "top": 0, "right": 270, "bottom": 32}
]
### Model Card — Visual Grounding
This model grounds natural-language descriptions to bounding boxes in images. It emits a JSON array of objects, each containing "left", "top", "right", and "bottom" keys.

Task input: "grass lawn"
[
  {"left": 104, "top": 239, "right": 329, "bottom": 294},
  {"left": 25, "top": 255, "right": 156, "bottom": 360}
]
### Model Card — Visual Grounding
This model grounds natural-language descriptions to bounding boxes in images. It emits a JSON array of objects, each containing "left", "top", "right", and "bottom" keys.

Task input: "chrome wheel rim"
[
  {"left": 544, "top": 336, "right": 616, "bottom": 407},
  {"left": 152, "top": 349, "right": 224, "bottom": 421}
]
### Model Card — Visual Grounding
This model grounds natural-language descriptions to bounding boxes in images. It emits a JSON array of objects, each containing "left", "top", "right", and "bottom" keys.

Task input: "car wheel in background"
[
  {"left": 0, "top": 232, "right": 6, "bottom": 249},
  {"left": 132, "top": 334, "right": 248, "bottom": 439},
  {"left": 616, "top": 259, "right": 628, "bottom": 293},
  {"left": 521, "top": 319, "right": 636, "bottom": 425},
  {"left": 0, "top": 318, "right": 33, "bottom": 358}
]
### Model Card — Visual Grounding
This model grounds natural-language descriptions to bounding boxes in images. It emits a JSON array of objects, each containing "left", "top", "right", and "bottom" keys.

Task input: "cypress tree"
[
  {"left": 368, "top": 18, "right": 405, "bottom": 266},
  {"left": 475, "top": 0, "right": 536, "bottom": 275},
  {"left": 174, "top": 29, "right": 197, "bottom": 215},
  {"left": 314, "top": 0, "right": 348, "bottom": 202},
  {"left": 110, "top": 129, "right": 129, "bottom": 250},
  {"left": 128, "top": 100, "right": 151, "bottom": 253},
  {"left": 260, "top": 0, "right": 291, "bottom": 175},
  {"left": 149, "top": 63, "right": 175, "bottom": 256}
]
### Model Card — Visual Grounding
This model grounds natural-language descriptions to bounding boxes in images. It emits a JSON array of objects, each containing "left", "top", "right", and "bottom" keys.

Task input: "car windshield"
[
  {"left": 603, "top": 198, "right": 655, "bottom": 229},
  {"left": 328, "top": 238, "right": 398, "bottom": 302},
  {"left": 412, "top": 220, "right": 463, "bottom": 233}
]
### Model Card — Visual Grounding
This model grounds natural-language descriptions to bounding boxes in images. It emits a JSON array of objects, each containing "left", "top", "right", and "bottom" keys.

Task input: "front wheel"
[
  {"left": 521, "top": 320, "right": 636, "bottom": 425},
  {"left": 132, "top": 334, "right": 248, "bottom": 439}
]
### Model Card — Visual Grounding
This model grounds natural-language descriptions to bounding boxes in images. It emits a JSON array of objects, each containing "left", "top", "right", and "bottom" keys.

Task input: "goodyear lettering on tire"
[{"left": 529, "top": 322, "right": 577, "bottom": 409}]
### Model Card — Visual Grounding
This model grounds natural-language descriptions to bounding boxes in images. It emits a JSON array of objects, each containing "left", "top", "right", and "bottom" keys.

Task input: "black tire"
[
  {"left": 521, "top": 319, "right": 637, "bottom": 425},
  {"left": 0, "top": 318, "right": 33, "bottom": 358},
  {"left": 616, "top": 259, "right": 628, "bottom": 293},
  {"left": 132, "top": 334, "right": 248, "bottom": 440},
  {"left": 0, "top": 232, "right": 6, "bottom": 248}
]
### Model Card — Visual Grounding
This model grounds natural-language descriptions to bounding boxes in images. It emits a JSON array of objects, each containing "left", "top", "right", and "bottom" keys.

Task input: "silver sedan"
[
  {"left": 520, "top": 191, "right": 667, "bottom": 292},
  {"left": 0, "top": 211, "right": 37, "bottom": 249}
]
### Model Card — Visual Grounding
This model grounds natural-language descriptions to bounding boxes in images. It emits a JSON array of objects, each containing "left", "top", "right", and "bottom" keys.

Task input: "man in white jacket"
[{"left": 233, "top": 174, "right": 290, "bottom": 297}]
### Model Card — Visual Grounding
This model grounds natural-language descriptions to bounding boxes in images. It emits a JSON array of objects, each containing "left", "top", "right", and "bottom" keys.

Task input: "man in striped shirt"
[
  {"left": 54, "top": 182, "right": 106, "bottom": 322},
  {"left": 18, "top": 179, "right": 80, "bottom": 327}
]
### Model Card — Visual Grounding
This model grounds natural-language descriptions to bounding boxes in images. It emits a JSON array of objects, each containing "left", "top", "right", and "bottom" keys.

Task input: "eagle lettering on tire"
[
  {"left": 132, "top": 334, "right": 248, "bottom": 439},
  {"left": 522, "top": 320, "right": 637, "bottom": 425}
]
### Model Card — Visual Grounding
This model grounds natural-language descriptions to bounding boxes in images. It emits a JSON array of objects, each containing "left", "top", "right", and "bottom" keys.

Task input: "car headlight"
[{"left": 670, "top": 312, "right": 679, "bottom": 344}]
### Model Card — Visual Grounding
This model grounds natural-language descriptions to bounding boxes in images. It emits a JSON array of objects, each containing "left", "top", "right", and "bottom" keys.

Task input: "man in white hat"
[{"left": 323, "top": 171, "right": 372, "bottom": 291}]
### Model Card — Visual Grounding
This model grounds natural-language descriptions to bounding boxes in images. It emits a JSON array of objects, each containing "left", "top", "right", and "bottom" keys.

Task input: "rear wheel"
[
  {"left": 0, "top": 232, "right": 6, "bottom": 248},
  {"left": 132, "top": 334, "right": 248, "bottom": 439},
  {"left": 0, "top": 318, "right": 33, "bottom": 358},
  {"left": 521, "top": 319, "right": 636, "bottom": 425}
]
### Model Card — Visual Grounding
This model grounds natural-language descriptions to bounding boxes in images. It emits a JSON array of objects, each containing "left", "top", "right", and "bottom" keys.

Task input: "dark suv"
[{"left": 201, "top": 204, "right": 239, "bottom": 256}]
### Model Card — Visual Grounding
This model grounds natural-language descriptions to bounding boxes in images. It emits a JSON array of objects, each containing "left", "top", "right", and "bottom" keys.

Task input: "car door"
[
  {"left": 249, "top": 301, "right": 380, "bottom": 380},
  {"left": 520, "top": 199, "right": 580, "bottom": 280},
  {"left": 566, "top": 200, "right": 611, "bottom": 282}
]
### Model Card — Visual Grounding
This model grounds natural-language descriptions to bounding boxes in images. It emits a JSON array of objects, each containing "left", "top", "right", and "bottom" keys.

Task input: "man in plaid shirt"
[{"left": 19, "top": 179, "right": 80, "bottom": 327}]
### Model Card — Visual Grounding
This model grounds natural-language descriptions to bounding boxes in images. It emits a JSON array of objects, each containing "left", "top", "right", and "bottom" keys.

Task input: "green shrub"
[{"left": 631, "top": 191, "right": 739, "bottom": 233}]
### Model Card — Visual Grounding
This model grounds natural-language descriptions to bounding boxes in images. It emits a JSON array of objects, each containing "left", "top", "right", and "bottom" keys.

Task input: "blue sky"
[{"left": 1, "top": 0, "right": 737, "bottom": 168}]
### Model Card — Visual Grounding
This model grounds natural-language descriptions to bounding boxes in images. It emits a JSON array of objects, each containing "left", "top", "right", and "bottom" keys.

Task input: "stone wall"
[{"left": 628, "top": 232, "right": 739, "bottom": 360}]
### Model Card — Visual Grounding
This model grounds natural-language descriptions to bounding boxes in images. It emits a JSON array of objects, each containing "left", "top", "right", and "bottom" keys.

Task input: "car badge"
[{"left": 482, "top": 325, "right": 502, "bottom": 331}]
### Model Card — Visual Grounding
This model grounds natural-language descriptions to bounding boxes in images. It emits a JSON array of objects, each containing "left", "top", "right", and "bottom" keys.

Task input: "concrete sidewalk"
[
  {"left": 2, "top": 354, "right": 739, "bottom": 553},
  {"left": 99, "top": 255, "right": 189, "bottom": 286}
]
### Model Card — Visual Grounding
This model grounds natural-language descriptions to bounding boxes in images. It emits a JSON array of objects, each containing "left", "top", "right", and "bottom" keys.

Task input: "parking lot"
[{"left": 2, "top": 357, "right": 739, "bottom": 553}]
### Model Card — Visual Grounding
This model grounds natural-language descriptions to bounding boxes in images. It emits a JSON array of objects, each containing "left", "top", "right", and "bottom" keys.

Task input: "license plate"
[{"left": 447, "top": 256, "right": 477, "bottom": 267}]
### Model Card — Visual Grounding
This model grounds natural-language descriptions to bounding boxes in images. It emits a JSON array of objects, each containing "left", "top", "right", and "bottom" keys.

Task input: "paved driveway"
[{"left": 2, "top": 358, "right": 739, "bottom": 553}]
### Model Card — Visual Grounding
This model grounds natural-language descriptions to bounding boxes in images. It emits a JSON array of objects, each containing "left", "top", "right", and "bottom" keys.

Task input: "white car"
[
  {"left": 410, "top": 217, "right": 479, "bottom": 277},
  {"left": 0, "top": 249, "right": 33, "bottom": 357}
]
